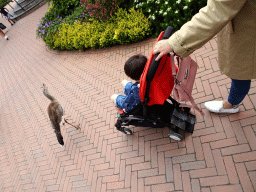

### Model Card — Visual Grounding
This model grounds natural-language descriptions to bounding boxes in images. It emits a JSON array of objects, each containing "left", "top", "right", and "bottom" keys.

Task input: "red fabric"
[{"left": 139, "top": 32, "right": 178, "bottom": 106}]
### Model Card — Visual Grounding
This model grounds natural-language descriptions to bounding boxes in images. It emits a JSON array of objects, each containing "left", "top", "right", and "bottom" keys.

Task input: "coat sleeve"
[{"left": 168, "top": 0, "right": 247, "bottom": 57}]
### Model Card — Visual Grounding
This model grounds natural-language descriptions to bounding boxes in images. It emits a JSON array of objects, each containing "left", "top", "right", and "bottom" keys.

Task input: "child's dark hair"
[{"left": 124, "top": 54, "right": 147, "bottom": 81}]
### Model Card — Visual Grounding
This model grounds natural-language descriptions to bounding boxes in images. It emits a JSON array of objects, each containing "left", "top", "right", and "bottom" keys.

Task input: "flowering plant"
[
  {"left": 80, "top": 0, "right": 123, "bottom": 21},
  {"left": 132, "top": 0, "right": 207, "bottom": 36},
  {"left": 46, "top": 0, "right": 81, "bottom": 16},
  {"left": 37, "top": 5, "right": 87, "bottom": 39},
  {"left": 40, "top": 8, "right": 151, "bottom": 50}
]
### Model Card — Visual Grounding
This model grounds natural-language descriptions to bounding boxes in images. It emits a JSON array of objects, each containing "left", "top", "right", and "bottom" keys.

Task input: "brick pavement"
[{"left": 0, "top": 3, "right": 256, "bottom": 192}]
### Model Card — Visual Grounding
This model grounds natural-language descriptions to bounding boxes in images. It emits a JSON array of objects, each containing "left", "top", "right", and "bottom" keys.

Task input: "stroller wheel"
[
  {"left": 118, "top": 127, "right": 133, "bottom": 135},
  {"left": 124, "top": 128, "right": 133, "bottom": 135},
  {"left": 168, "top": 131, "right": 183, "bottom": 141}
]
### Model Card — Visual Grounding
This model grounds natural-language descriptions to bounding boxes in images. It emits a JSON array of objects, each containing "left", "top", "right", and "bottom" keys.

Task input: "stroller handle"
[
  {"left": 162, "top": 26, "right": 174, "bottom": 40},
  {"left": 146, "top": 26, "right": 175, "bottom": 83}
]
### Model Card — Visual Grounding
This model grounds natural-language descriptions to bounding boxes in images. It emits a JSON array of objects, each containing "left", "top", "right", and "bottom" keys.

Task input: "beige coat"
[{"left": 168, "top": 0, "right": 256, "bottom": 80}]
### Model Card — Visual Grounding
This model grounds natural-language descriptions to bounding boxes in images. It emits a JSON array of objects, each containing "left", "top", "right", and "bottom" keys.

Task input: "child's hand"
[{"left": 121, "top": 80, "right": 129, "bottom": 87}]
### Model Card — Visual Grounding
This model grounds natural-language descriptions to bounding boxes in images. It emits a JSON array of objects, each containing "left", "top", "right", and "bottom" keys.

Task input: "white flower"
[
  {"left": 167, "top": 7, "right": 172, "bottom": 11},
  {"left": 163, "top": 12, "right": 167, "bottom": 16},
  {"left": 159, "top": 10, "right": 163, "bottom": 14},
  {"left": 136, "top": 4, "right": 138, "bottom": 8},
  {"left": 148, "top": 9, "right": 151, "bottom": 12},
  {"left": 183, "top": 6, "right": 188, "bottom": 9},
  {"left": 165, "top": 1, "right": 168, "bottom": 4},
  {"left": 176, "top": 0, "right": 181, "bottom": 4},
  {"left": 152, "top": 15, "right": 155, "bottom": 20},
  {"left": 175, "top": 10, "right": 179, "bottom": 14},
  {"left": 188, "top": 0, "right": 191, "bottom": 2}
]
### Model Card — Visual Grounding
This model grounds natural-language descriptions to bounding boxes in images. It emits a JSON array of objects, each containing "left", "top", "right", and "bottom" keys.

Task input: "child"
[
  {"left": 0, "top": 28, "right": 8, "bottom": 40},
  {"left": 111, "top": 54, "right": 147, "bottom": 114}
]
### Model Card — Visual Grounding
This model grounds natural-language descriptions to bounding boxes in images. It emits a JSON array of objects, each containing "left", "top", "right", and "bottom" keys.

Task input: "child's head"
[{"left": 124, "top": 54, "right": 147, "bottom": 81}]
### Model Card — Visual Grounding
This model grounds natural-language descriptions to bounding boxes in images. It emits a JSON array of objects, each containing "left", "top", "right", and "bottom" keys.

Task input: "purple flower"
[
  {"left": 54, "top": 12, "right": 56, "bottom": 14},
  {"left": 57, "top": 4, "right": 59, "bottom": 6},
  {"left": 42, "top": 30, "right": 45, "bottom": 34},
  {"left": 68, "top": 5, "right": 69, "bottom": 7},
  {"left": 57, "top": 16, "right": 59, "bottom": 18},
  {"left": 45, "top": 23, "right": 49, "bottom": 27}
]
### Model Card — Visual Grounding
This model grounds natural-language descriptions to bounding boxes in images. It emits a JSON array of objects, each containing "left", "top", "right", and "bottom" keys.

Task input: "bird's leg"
[{"left": 64, "top": 118, "right": 80, "bottom": 129}]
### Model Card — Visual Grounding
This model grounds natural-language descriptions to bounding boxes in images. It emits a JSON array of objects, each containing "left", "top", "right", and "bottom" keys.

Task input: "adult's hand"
[{"left": 153, "top": 39, "right": 173, "bottom": 61}]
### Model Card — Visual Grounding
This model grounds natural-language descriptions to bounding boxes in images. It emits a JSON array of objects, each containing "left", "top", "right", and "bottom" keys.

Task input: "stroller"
[{"left": 115, "top": 26, "right": 196, "bottom": 141}]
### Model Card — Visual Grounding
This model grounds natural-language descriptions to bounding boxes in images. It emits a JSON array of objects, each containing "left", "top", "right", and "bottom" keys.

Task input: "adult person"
[
  {"left": 153, "top": 0, "right": 255, "bottom": 114},
  {"left": 0, "top": 28, "right": 8, "bottom": 40},
  {"left": 0, "top": 7, "right": 15, "bottom": 25}
]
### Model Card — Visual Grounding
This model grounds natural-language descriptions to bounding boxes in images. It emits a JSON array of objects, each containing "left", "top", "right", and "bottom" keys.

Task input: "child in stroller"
[
  {"left": 111, "top": 54, "right": 147, "bottom": 115},
  {"left": 112, "top": 26, "right": 196, "bottom": 141}
]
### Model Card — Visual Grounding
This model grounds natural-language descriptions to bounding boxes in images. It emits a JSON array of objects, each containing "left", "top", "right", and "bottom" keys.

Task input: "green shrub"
[
  {"left": 45, "top": 0, "right": 81, "bottom": 19},
  {"left": 0, "top": 0, "right": 10, "bottom": 8},
  {"left": 113, "top": 8, "right": 151, "bottom": 44},
  {"left": 49, "top": 8, "right": 151, "bottom": 50},
  {"left": 37, "top": 5, "right": 88, "bottom": 39},
  {"left": 132, "top": 0, "right": 207, "bottom": 36}
]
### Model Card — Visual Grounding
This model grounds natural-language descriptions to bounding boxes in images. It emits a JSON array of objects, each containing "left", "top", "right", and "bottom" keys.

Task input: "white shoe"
[
  {"left": 5, "top": 36, "right": 8, "bottom": 40},
  {"left": 204, "top": 101, "right": 239, "bottom": 113},
  {"left": 121, "top": 80, "right": 129, "bottom": 87},
  {"left": 111, "top": 94, "right": 118, "bottom": 102}
]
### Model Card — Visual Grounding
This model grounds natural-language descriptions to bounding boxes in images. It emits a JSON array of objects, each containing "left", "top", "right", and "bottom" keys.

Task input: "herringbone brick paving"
[{"left": 0, "top": 3, "right": 256, "bottom": 192}]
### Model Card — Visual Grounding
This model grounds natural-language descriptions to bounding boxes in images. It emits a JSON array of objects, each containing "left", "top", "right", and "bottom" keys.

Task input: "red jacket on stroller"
[{"left": 139, "top": 28, "right": 178, "bottom": 106}]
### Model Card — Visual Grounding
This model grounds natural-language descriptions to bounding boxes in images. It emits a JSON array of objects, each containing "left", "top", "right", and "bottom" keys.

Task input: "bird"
[{"left": 42, "top": 84, "right": 80, "bottom": 146}]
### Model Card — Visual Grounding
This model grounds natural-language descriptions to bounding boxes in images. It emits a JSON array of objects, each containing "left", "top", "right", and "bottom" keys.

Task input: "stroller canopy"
[{"left": 139, "top": 26, "right": 178, "bottom": 106}]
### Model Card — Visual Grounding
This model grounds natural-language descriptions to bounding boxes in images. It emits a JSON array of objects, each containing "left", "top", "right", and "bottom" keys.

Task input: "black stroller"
[{"left": 115, "top": 26, "right": 196, "bottom": 141}]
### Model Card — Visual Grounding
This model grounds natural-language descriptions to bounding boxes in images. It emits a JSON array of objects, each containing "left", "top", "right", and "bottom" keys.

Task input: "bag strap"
[
  {"left": 170, "top": 53, "right": 205, "bottom": 116},
  {"left": 171, "top": 53, "right": 177, "bottom": 77},
  {"left": 174, "top": 84, "right": 205, "bottom": 116}
]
